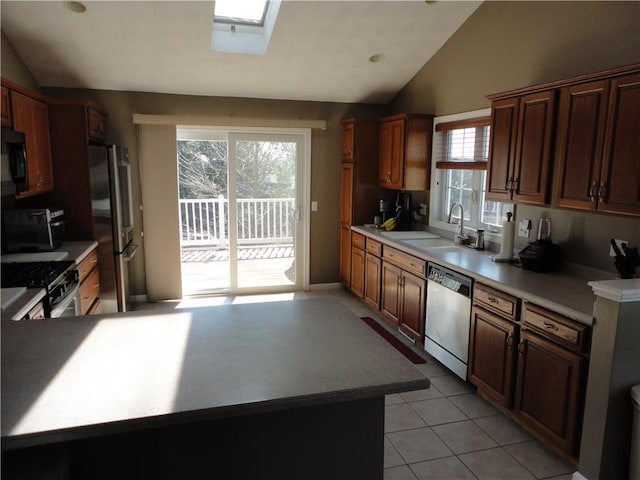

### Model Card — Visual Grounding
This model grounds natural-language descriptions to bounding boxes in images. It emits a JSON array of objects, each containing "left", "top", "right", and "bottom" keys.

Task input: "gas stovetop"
[{"left": 1, "top": 261, "right": 75, "bottom": 289}]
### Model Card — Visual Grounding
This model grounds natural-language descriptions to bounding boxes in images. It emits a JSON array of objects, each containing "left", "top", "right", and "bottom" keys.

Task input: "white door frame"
[{"left": 177, "top": 126, "right": 310, "bottom": 293}]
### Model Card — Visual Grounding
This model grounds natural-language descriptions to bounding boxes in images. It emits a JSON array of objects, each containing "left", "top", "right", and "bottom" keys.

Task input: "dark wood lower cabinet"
[
  {"left": 380, "top": 260, "right": 425, "bottom": 344},
  {"left": 339, "top": 224, "right": 351, "bottom": 287},
  {"left": 350, "top": 246, "right": 365, "bottom": 298},
  {"left": 380, "top": 261, "right": 402, "bottom": 327},
  {"left": 515, "top": 330, "right": 586, "bottom": 456},
  {"left": 364, "top": 252, "right": 381, "bottom": 309},
  {"left": 468, "top": 306, "right": 517, "bottom": 407},
  {"left": 398, "top": 271, "right": 425, "bottom": 346}
]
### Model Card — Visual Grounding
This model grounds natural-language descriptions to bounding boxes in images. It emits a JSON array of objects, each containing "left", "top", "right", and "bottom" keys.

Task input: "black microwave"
[{"left": 1, "top": 127, "right": 28, "bottom": 194}]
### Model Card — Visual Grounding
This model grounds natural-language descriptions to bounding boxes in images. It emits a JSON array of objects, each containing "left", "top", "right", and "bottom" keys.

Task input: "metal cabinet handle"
[
  {"left": 506, "top": 334, "right": 514, "bottom": 347},
  {"left": 598, "top": 183, "right": 607, "bottom": 201},
  {"left": 518, "top": 339, "right": 526, "bottom": 354},
  {"left": 543, "top": 321, "right": 558, "bottom": 331},
  {"left": 488, "top": 295, "right": 498, "bottom": 303},
  {"left": 589, "top": 182, "right": 598, "bottom": 202},
  {"left": 513, "top": 177, "right": 519, "bottom": 192},
  {"left": 506, "top": 178, "right": 513, "bottom": 191}
]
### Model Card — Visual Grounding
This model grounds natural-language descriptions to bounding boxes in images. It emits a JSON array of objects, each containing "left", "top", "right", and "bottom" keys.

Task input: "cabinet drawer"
[
  {"left": 474, "top": 283, "right": 520, "bottom": 321},
  {"left": 382, "top": 246, "right": 426, "bottom": 277},
  {"left": 351, "top": 231, "right": 365, "bottom": 249},
  {"left": 77, "top": 249, "right": 99, "bottom": 284},
  {"left": 365, "top": 238, "right": 382, "bottom": 256},
  {"left": 523, "top": 303, "right": 589, "bottom": 353},
  {"left": 79, "top": 268, "right": 100, "bottom": 315}
]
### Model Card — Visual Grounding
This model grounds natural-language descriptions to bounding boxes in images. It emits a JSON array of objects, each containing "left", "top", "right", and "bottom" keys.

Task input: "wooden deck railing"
[{"left": 179, "top": 197, "right": 296, "bottom": 246}]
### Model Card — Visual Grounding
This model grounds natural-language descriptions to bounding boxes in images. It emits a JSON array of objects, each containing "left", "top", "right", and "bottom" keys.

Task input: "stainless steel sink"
[
  {"left": 401, "top": 238, "right": 454, "bottom": 249},
  {"left": 379, "top": 231, "right": 440, "bottom": 240}
]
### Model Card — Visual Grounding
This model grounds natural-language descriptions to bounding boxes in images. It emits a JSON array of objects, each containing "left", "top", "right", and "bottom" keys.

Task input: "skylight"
[
  {"left": 211, "top": 0, "right": 281, "bottom": 55},
  {"left": 214, "top": 0, "right": 268, "bottom": 26}
]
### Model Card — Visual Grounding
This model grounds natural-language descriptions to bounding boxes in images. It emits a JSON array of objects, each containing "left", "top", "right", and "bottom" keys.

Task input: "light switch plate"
[
  {"left": 311, "top": 201, "right": 318, "bottom": 212},
  {"left": 518, "top": 219, "right": 531, "bottom": 238}
]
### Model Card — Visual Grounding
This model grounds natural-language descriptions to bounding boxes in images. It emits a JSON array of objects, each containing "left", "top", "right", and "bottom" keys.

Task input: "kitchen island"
[{"left": 2, "top": 298, "right": 428, "bottom": 479}]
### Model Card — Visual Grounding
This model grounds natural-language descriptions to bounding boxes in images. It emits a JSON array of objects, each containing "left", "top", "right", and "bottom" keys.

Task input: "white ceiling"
[{"left": 1, "top": 1, "right": 481, "bottom": 104}]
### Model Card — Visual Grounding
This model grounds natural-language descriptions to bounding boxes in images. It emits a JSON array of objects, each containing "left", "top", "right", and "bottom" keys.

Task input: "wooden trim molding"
[
  {"left": 435, "top": 116, "right": 490, "bottom": 131},
  {"left": 132, "top": 113, "right": 327, "bottom": 130},
  {"left": 487, "top": 63, "right": 640, "bottom": 100},
  {"left": 436, "top": 161, "right": 487, "bottom": 170}
]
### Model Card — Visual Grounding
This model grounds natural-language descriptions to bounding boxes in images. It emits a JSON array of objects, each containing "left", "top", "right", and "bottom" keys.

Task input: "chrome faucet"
[{"left": 447, "top": 202, "right": 468, "bottom": 244}]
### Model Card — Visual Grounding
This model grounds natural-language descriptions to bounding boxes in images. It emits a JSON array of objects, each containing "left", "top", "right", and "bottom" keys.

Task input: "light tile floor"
[{"left": 134, "top": 287, "right": 576, "bottom": 480}]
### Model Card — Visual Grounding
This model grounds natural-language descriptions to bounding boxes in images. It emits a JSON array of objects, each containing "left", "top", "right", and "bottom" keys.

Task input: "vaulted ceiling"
[{"left": 1, "top": 1, "right": 481, "bottom": 104}]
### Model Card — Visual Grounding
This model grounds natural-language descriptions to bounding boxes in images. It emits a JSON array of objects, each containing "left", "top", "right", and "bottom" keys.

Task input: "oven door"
[{"left": 50, "top": 284, "right": 81, "bottom": 318}]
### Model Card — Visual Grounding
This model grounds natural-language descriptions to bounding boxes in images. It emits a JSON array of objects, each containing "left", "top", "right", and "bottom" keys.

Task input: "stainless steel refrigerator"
[{"left": 88, "top": 145, "right": 137, "bottom": 313}]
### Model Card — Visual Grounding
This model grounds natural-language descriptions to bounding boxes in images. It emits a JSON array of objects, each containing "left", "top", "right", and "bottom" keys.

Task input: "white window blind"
[{"left": 434, "top": 117, "right": 490, "bottom": 170}]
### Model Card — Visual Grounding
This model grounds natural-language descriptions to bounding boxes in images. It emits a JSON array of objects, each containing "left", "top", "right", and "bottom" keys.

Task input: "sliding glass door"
[{"left": 178, "top": 128, "right": 306, "bottom": 295}]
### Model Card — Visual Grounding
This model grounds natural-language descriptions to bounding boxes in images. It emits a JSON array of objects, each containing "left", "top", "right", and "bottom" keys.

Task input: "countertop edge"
[
  {"left": 1, "top": 289, "right": 46, "bottom": 321},
  {"left": 2, "top": 375, "right": 429, "bottom": 452}
]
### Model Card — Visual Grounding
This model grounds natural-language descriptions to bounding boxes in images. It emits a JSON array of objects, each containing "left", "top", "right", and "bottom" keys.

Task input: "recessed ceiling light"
[
  {"left": 369, "top": 54, "right": 385, "bottom": 63},
  {"left": 65, "top": 1, "right": 87, "bottom": 13}
]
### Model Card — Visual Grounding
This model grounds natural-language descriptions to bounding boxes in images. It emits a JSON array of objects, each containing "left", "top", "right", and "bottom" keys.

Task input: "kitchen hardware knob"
[
  {"left": 543, "top": 321, "right": 558, "bottom": 331},
  {"left": 488, "top": 295, "right": 497, "bottom": 303},
  {"left": 513, "top": 177, "right": 519, "bottom": 192},
  {"left": 518, "top": 340, "right": 526, "bottom": 353},
  {"left": 506, "top": 334, "right": 514, "bottom": 347}
]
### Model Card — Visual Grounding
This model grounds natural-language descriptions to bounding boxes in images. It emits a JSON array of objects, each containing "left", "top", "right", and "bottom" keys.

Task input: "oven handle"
[{"left": 50, "top": 284, "right": 80, "bottom": 318}]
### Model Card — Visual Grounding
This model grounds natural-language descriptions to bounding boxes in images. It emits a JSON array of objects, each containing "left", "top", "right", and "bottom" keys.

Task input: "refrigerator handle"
[{"left": 123, "top": 243, "right": 138, "bottom": 262}]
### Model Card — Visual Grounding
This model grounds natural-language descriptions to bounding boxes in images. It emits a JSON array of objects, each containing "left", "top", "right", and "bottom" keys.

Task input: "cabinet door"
[
  {"left": 599, "top": 72, "right": 640, "bottom": 216},
  {"left": 553, "top": 80, "right": 609, "bottom": 211},
  {"left": 468, "top": 306, "right": 517, "bottom": 407},
  {"left": 378, "top": 120, "right": 393, "bottom": 185},
  {"left": 399, "top": 270, "right": 426, "bottom": 345},
  {"left": 512, "top": 90, "right": 556, "bottom": 205},
  {"left": 386, "top": 119, "right": 406, "bottom": 189},
  {"left": 339, "top": 224, "right": 352, "bottom": 286},
  {"left": 32, "top": 99, "right": 54, "bottom": 193},
  {"left": 341, "top": 120, "right": 355, "bottom": 161},
  {"left": 350, "top": 246, "right": 365, "bottom": 298},
  {"left": 88, "top": 107, "right": 107, "bottom": 144},
  {"left": 486, "top": 97, "right": 519, "bottom": 201},
  {"left": 340, "top": 163, "right": 354, "bottom": 224},
  {"left": 364, "top": 252, "right": 381, "bottom": 310},
  {"left": 380, "top": 261, "right": 401, "bottom": 327},
  {"left": 515, "top": 330, "right": 586, "bottom": 455},
  {"left": 1, "top": 87, "right": 11, "bottom": 127},
  {"left": 11, "top": 92, "right": 53, "bottom": 197}
]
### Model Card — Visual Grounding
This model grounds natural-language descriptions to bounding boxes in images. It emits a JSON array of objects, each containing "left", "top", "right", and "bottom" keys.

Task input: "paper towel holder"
[{"left": 492, "top": 211, "right": 515, "bottom": 262}]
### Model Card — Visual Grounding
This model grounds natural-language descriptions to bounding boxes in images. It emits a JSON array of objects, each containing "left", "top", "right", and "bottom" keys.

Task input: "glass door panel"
[{"left": 229, "top": 134, "right": 301, "bottom": 290}]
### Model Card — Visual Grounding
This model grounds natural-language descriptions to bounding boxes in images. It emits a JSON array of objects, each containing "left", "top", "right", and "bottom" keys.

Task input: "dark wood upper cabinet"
[
  {"left": 11, "top": 91, "right": 54, "bottom": 198},
  {"left": 378, "top": 113, "right": 433, "bottom": 191},
  {"left": 486, "top": 98, "right": 519, "bottom": 201},
  {"left": 553, "top": 80, "right": 610, "bottom": 211},
  {"left": 486, "top": 91, "right": 555, "bottom": 205},
  {"left": 599, "top": 72, "right": 640, "bottom": 216},
  {"left": 1, "top": 86, "right": 12, "bottom": 127},
  {"left": 488, "top": 63, "right": 640, "bottom": 217}
]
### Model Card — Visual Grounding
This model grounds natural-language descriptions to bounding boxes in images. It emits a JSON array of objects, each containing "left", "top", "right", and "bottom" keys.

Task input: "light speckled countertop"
[
  {"left": 352, "top": 226, "right": 615, "bottom": 325},
  {"left": 1, "top": 298, "right": 429, "bottom": 450}
]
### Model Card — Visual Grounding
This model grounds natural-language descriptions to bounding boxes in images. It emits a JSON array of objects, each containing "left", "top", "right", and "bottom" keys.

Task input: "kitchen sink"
[
  {"left": 401, "top": 238, "right": 455, "bottom": 249},
  {"left": 422, "top": 245, "right": 472, "bottom": 254},
  {"left": 379, "top": 231, "right": 441, "bottom": 240}
]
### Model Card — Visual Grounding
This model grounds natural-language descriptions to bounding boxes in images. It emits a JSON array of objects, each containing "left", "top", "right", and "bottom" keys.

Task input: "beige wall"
[
  {"left": 391, "top": 1, "right": 640, "bottom": 272},
  {"left": 41, "top": 87, "right": 384, "bottom": 295},
  {"left": 1, "top": 31, "right": 39, "bottom": 91}
]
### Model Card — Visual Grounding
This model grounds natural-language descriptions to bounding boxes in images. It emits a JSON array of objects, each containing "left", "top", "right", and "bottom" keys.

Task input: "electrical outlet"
[
  {"left": 419, "top": 203, "right": 427, "bottom": 216},
  {"left": 518, "top": 219, "right": 531, "bottom": 238},
  {"left": 311, "top": 201, "right": 318, "bottom": 212},
  {"left": 610, "top": 238, "right": 627, "bottom": 257}
]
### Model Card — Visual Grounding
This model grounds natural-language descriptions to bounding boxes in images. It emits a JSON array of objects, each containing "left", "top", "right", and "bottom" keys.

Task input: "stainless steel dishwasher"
[{"left": 424, "top": 262, "right": 473, "bottom": 380}]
